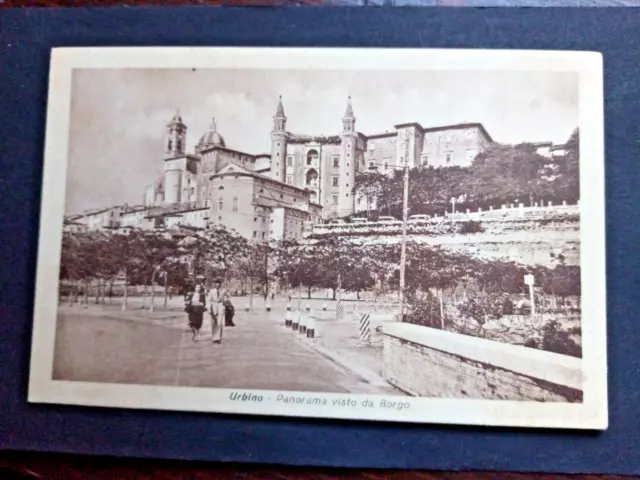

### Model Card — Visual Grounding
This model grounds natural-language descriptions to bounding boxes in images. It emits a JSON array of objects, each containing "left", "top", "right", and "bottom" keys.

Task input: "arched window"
[
  {"left": 305, "top": 168, "right": 319, "bottom": 186},
  {"left": 306, "top": 149, "right": 319, "bottom": 166},
  {"left": 218, "top": 198, "right": 223, "bottom": 211},
  {"left": 167, "top": 139, "right": 173, "bottom": 151},
  {"left": 176, "top": 139, "right": 183, "bottom": 152}
]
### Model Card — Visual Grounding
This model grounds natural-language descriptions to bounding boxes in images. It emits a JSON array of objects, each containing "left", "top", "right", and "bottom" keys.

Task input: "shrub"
[
  {"left": 458, "top": 220, "right": 484, "bottom": 234},
  {"left": 541, "top": 320, "right": 582, "bottom": 358},
  {"left": 405, "top": 291, "right": 443, "bottom": 329},
  {"left": 456, "top": 293, "right": 504, "bottom": 327}
]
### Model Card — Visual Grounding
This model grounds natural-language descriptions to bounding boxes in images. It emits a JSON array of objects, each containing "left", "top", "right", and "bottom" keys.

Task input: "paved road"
[{"left": 52, "top": 304, "right": 387, "bottom": 394}]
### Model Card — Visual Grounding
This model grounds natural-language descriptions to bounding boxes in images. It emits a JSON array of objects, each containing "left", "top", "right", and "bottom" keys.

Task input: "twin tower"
[
  {"left": 270, "top": 96, "right": 360, "bottom": 217},
  {"left": 162, "top": 96, "right": 360, "bottom": 218}
]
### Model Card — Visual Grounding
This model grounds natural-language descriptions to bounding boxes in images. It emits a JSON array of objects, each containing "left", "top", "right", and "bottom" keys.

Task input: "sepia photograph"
[{"left": 28, "top": 47, "right": 607, "bottom": 429}]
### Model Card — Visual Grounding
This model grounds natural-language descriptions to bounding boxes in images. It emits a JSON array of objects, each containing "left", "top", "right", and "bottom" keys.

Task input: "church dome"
[{"left": 197, "top": 117, "right": 225, "bottom": 150}]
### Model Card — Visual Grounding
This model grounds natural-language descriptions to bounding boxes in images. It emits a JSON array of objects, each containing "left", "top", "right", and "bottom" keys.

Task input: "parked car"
[
  {"left": 408, "top": 214, "right": 431, "bottom": 223},
  {"left": 377, "top": 216, "right": 397, "bottom": 223},
  {"left": 351, "top": 218, "right": 368, "bottom": 224},
  {"left": 328, "top": 219, "right": 345, "bottom": 225}
]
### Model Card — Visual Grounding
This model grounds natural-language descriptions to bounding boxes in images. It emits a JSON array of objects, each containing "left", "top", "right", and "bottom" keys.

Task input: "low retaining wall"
[{"left": 382, "top": 323, "right": 583, "bottom": 402}]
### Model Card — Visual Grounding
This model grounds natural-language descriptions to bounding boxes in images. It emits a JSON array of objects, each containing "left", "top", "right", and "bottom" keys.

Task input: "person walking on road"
[
  {"left": 223, "top": 296, "right": 236, "bottom": 327},
  {"left": 185, "top": 283, "right": 206, "bottom": 342},
  {"left": 207, "top": 279, "right": 227, "bottom": 344}
]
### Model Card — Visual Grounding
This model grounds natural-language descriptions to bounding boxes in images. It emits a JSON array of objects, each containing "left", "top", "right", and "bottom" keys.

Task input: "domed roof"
[{"left": 197, "top": 117, "right": 225, "bottom": 150}]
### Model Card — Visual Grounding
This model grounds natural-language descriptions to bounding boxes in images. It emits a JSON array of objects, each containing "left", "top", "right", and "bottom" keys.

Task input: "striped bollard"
[
  {"left": 302, "top": 305, "right": 312, "bottom": 336},
  {"left": 322, "top": 303, "right": 327, "bottom": 311},
  {"left": 285, "top": 308, "right": 293, "bottom": 328},
  {"left": 306, "top": 314, "right": 316, "bottom": 338},
  {"left": 359, "top": 312, "right": 371, "bottom": 344},
  {"left": 292, "top": 311, "right": 300, "bottom": 331},
  {"left": 300, "top": 306, "right": 309, "bottom": 334},
  {"left": 266, "top": 301, "right": 271, "bottom": 312}
]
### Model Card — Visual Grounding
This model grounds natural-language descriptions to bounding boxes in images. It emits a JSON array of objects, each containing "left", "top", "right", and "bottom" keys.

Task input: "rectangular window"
[
  {"left": 287, "top": 156, "right": 293, "bottom": 166},
  {"left": 383, "top": 161, "right": 388, "bottom": 171},
  {"left": 332, "top": 195, "right": 339, "bottom": 205},
  {"left": 286, "top": 175, "right": 293, "bottom": 184},
  {"left": 332, "top": 176, "right": 339, "bottom": 187},
  {"left": 232, "top": 197, "right": 238, "bottom": 212},
  {"left": 262, "top": 232, "right": 265, "bottom": 239},
  {"left": 466, "top": 149, "right": 478, "bottom": 163},
  {"left": 253, "top": 231, "right": 257, "bottom": 238},
  {"left": 218, "top": 199, "right": 223, "bottom": 211},
  {"left": 333, "top": 156, "right": 340, "bottom": 168},
  {"left": 446, "top": 153, "right": 453, "bottom": 164},
  {"left": 421, "top": 155, "right": 429, "bottom": 166}
]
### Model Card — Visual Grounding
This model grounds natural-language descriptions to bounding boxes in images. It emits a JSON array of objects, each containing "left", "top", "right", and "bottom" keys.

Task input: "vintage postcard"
[{"left": 29, "top": 47, "right": 607, "bottom": 429}]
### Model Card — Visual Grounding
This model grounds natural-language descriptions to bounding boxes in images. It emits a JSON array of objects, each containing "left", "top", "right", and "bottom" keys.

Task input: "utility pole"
[
  {"left": 163, "top": 270, "right": 168, "bottom": 309},
  {"left": 398, "top": 130, "right": 410, "bottom": 322},
  {"left": 524, "top": 274, "right": 536, "bottom": 322}
]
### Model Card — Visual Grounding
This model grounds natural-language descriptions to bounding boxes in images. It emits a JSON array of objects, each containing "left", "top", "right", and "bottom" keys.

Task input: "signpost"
[{"left": 524, "top": 274, "right": 535, "bottom": 318}]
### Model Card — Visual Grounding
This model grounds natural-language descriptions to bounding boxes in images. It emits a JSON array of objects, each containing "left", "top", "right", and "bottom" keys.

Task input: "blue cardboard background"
[{"left": 1, "top": 6, "right": 639, "bottom": 474}]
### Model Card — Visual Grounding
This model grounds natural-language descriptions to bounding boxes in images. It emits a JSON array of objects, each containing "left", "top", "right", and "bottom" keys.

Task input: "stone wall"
[
  {"left": 382, "top": 323, "right": 583, "bottom": 402},
  {"left": 322, "top": 215, "right": 579, "bottom": 266}
]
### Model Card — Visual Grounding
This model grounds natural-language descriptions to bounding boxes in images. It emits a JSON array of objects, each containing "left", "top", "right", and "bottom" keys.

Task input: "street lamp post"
[{"left": 398, "top": 131, "right": 410, "bottom": 321}]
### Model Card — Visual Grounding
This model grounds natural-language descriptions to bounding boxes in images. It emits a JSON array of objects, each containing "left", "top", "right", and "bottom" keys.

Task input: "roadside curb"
[{"left": 283, "top": 322, "right": 389, "bottom": 388}]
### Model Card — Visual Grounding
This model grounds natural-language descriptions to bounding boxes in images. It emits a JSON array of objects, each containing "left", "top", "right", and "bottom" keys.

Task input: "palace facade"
[{"left": 70, "top": 96, "right": 566, "bottom": 240}]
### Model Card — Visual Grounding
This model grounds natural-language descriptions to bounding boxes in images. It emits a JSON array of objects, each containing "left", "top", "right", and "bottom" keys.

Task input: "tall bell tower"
[
  {"left": 339, "top": 96, "right": 357, "bottom": 217},
  {"left": 165, "top": 111, "right": 187, "bottom": 158},
  {"left": 271, "top": 96, "right": 288, "bottom": 182}
]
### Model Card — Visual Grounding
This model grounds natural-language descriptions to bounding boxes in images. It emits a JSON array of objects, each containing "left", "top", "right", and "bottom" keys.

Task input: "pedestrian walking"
[
  {"left": 207, "top": 278, "right": 227, "bottom": 344},
  {"left": 223, "top": 297, "right": 236, "bottom": 327},
  {"left": 184, "top": 283, "right": 206, "bottom": 342}
]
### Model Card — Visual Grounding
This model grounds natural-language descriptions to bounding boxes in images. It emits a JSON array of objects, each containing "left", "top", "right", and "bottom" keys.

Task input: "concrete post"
[
  {"left": 292, "top": 310, "right": 300, "bottom": 331},
  {"left": 307, "top": 312, "right": 316, "bottom": 338},
  {"left": 285, "top": 307, "right": 293, "bottom": 327}
]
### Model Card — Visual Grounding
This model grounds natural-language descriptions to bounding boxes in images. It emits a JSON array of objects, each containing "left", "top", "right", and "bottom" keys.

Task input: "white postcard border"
[{"left": 28, "top": 47, "right": 607, "bottom": 430}]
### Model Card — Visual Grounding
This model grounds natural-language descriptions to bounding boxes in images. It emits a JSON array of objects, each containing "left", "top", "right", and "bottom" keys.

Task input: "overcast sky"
[{"left": 65, "top": 68, "right": 578, "bottom": 214}]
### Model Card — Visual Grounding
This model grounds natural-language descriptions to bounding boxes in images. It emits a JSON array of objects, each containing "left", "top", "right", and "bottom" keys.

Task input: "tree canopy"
[{"left": 353, "top": 130, "right": 580, "bottom": 218}]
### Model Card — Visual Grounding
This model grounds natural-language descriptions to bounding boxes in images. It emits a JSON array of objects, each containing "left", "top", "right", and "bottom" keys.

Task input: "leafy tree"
[
  {"left": 361, "top": 137, "right": 579, "bottom": 218},
  {"left": 476, "top": 260, "right": 528, "bottom": 295},
  {"left": 130, "top": 230, "right": 179, "bottom": 312},
  {"left": 180, "top": 225, "right": 249, "bottom": 287},
  {"left": 456, "top": 293, "right": 505, "bottom": 336},
  {"left": 541, "top": 264, "right": 581, "bottom": 310},
  {"left": 353, "top": 171, "right": 388, "bottom": 216}
]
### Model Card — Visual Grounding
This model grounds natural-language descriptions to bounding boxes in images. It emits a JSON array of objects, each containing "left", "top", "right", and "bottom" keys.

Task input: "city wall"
[{"left": 381, "top": 323, "right": 583, "bottom": 402}]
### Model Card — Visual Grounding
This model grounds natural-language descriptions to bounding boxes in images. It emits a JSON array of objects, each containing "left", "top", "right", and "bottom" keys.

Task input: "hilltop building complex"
[{"left": 64, "top": 96, "right": 565, "bottom": 241}]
